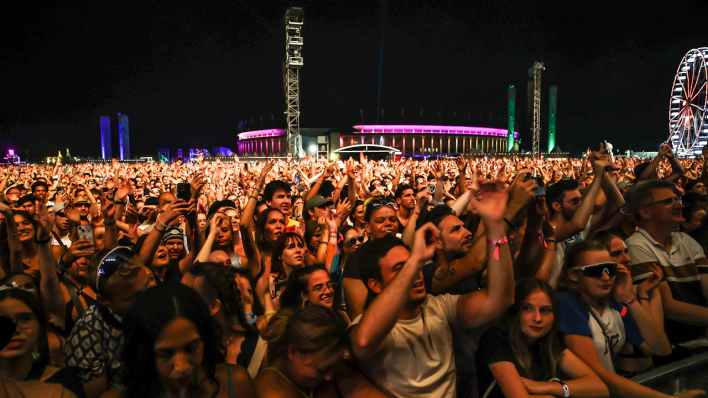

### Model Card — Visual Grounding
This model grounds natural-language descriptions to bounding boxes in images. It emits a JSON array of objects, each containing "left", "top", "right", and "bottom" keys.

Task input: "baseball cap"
[
  {"left": 305, "top": 195, "right": 334, "bottom": 211},
  {"left": 53, "top": 202, "right": 67, "bottom": 212}
]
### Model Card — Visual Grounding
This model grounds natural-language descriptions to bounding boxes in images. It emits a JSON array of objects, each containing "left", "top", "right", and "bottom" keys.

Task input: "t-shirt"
[
  {"left": 558, "top": 291, "right": 643, "bottom": 372},
  {"left": 476, "top": 326, "right": 567, "bottom": 398},
  {"left": 51, "top": 233, "right": 72, "bottom": 248},
  {"left": 349, "top": 294, "right": 460, "bottom": 398},
  {"left": 626, "top": 228, "right": 708, "bottom": 344},
  {"left": 550, "top": 216, "right": 593, "bottom": 287}
]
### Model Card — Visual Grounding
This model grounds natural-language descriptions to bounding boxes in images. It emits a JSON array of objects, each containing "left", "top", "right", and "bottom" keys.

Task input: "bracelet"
[
  {"left": 620, "top": 295, "right": 638, "bottom": 317},
  {"left": 296, "top": 214, "right": 302, "bottom": 218},
  {"left": 412, "top": 210, "right": 420, "bottom": 216},
  {"left": 103, "top": 220, "right": 116, "bottom": 226},
  {"left": 329, "top": 232, "right": 338, "bottom": 237},
  {"left": 487, "top": 236, "right": 508, "bottom": 260},
  {"left": 56, "top": 255, "right": 67, "bottom": 275},
  {"left": 157, "top": 216, "right": 168, "bottom": 230},
  {"left": 264, "top": 311, "right": 277, "bottom": 316},
  {"left": 244, "top": 313, "right": 258, "bottom": 325},
  {"left": 114, "top": 199, "right": 127, "bottom": 205},
  {"left": 502, "top": 217, "right": 516, "bottom": 231},
  {"left": 252, "top": 187, "right": 261, "bottom": 192},
  {"left": 249, "top": 195, "right": 258, "bottom": 200},
  {"left": 34, "top": 236, "right": 51, "bottom": 244},
  {"left": 319, "top": 242, "right": 328, "bottom": 245},
  {"left": 551, "top": 379, "right": 569, "bottom": 398}
]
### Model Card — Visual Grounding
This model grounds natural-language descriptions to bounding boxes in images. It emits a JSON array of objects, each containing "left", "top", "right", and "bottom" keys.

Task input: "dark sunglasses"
[
  {"left": 346, "top": 235, "right": 365, "bottom": 246},
  {"left": 56, "top": 212, "right": 66, "bottom": 217},
  {"left": 572, "top": 262, "right": 618, "bottom": 278},
  {"left": 95, "top": 246, "right": 135, "bottom": 292},
  {"left": 370, "top": 198, "right": 396, "bottom": 210}
]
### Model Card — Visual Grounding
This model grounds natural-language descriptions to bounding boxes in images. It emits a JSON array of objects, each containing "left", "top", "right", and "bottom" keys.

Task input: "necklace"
[{"left": 224, "top": 331, "right": 237, "bottom": 347}]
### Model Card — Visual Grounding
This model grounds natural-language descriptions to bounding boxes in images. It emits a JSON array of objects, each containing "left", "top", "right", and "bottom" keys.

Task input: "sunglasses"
[
  {"left": 345, "top": 235, "right": 365, "bottom": 246},
  {"left": 370, "top": 198, "right": 396, "bottom": 210},
  {"left": 96, "top": 246, "right": 135, "bottom": 292},
  {"left": 571, "top": 262, "right": 618, "bottom": 278}
]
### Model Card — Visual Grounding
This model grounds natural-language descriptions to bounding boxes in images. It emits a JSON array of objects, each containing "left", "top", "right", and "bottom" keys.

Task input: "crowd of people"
[{"left": 1, "top": 143, "right": 708, "bottom": 397}]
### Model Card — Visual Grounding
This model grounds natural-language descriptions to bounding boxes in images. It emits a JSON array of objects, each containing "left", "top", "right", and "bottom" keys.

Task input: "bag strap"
[
  {"left": 50, "top": 230, "right": 68, "bottom": 250},
  {"left": 247, "top": 337, "right": 268, "bottom": 379},
  {"left": 62, "top": 279, "right": 86, "bottom": 318},
  {"left": 588, "top": 308, "right": 616, "bottom": 359}
]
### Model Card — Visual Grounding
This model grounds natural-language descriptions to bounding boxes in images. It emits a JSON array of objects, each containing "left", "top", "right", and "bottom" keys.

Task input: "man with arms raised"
[{"left": 349, "top": 176, "right": 514, "bottom": 397}]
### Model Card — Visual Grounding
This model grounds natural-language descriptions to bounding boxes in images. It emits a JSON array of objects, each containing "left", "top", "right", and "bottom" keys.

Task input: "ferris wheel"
[{"left": 669, "top": 48, "right": 708, "bottom": 158}]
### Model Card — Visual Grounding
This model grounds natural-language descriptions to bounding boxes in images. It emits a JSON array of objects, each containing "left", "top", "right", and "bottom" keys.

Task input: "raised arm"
[
  {"left": 456, "top": 177, "right": 515, "bottom": 329},
  {"left": 240, "top": 160, "right": 274, "bottom": 231},
  {"left": 554, "top": 159, "right": 605, "bottom": 241},
  {"left": 137, "top": 200, "right": 189, "bottom": 266},
  {"left": 349, "top": 224, "right": 439, "bottom": 360},
  {"left": 35, "top": 203, "right": 66, "bottom": 330}
]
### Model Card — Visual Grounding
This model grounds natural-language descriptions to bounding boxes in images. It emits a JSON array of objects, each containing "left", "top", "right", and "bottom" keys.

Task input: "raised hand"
[
  {"left": 612, "top": 264, "right": 635, "bottom": 304},
  {"left": 637, "top": 264, "right": 664, "bottom": 297},
  {"left": 63, "top": 239, "right": 96, "bottom": 263},
  {"left": 34, "top": 202, "right": 54, "bottom": 239},
  {"left": 115, "top": 178, "right": 132, "bottom": 201},
  {"left": 469, "top": 174, "right": 509, "bottom": 221},
  {"left": 410, "top": 222, "right": 440, "bottom": 264}
]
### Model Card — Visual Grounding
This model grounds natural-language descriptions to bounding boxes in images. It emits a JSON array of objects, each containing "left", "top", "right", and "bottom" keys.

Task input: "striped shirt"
[{"left": 626, "top": 228, "right": 708, "bottom": 344}]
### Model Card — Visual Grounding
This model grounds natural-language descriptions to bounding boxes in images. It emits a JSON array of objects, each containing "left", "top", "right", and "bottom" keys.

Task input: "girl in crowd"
[
  {"left": 220, "top": 206, "right": 248, "bottom": 268},
  {"left": 476, "top": 277, "right": 607, "bottom": 398},
  {"left": 594, "top": 230, "right": 665, "bottom": 377},
  {"left": 255, "top": 306, "right": 385, "bottom": 398},
  {"left": 269, "top": 232, "right": 306, "bottom": 306},
  {"left": 280, "top": 266, "right": 350, "bottom": 323},
  {"left": 347, "top": 200, "right": 366, "bottom": 237},
  {"left": 304, "top": 220, "right": 328, "bottom": 266},
  {"left": 102, "top": 283, "right": 257, "bottom": 398},
  {"left": 0, "top": 288, "right": 86, "bottom": 398},
  {"left": 197, "top": 213, "right": 243, "bottom": 268},
  {"left": 557, "top": 240, "right": 704, "bottom": 398}
]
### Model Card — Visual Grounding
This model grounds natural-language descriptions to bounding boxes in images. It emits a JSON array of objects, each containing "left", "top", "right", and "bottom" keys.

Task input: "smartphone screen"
[{"left": 176, "top": 183, "right": 191, "bottom": 201}]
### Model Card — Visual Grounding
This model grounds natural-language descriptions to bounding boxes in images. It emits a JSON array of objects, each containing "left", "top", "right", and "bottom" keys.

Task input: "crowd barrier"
[{"left": 630, "top": 351, "right": 708, "bottom": 394}]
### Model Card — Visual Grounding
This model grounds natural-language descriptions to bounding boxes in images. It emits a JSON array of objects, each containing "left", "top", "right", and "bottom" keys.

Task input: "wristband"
[
  {"left": 329, "top": 232, "right": 338, "bottom": 237},
  {"left": 551, "top": 379, "right": 569, "bottom": 398},
  {"left": 243, "top": 313, "right": 258, "bottom": 325},
  {"left": 264, "top": 311, "right": 277, "bottom": 316},
  {"left": 487, "top": 236, "right": 508, "bottom": 260},
  {"left": 412, "top": 210, "right": 420, "bottom": 216},
  {"left": 620, "top": 296, "right": 638, "bottom": 317},
  {"left": 157, "top": 216, "right": 168, "bottom": 230},
  {"left": 103, "top": 220, "right": 116, "bottom": 226},
  {"left": 113, "top": 199, "right": 127, "bottom": 205},
  {"left": 34, "top": 236, "right": 51, "bottom": 244}
]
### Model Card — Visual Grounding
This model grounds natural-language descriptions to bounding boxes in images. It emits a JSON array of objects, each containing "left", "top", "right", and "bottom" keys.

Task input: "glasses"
[
  {"left": 646, "top": 196, "right": 682, "bottom": 207},
  {"left": 7, "top": 313, "right": 36, "bottom": 329},
  {"left": 76, "top": 203, "right": 90, "bottom": 208},
  {"left": 96, "top": 246, "right": 135, "bottom": 292},
  {"left": 56, "top": 212, "right": 66, "bottom": 217},
  {"left": 369, "top": 198, "right": 396, "bottom": 210},
  {"left": 308, "top": 281, "right": 337, "bottom": 293},
  {"left": 346, "top": 235, "right": 365, "bottom": 246},
  {"left": 565, "top": 197, "right": 584, "bottom": 205},
  {"left": 572, "top": 262, "right": 618, "bottom": 278}
]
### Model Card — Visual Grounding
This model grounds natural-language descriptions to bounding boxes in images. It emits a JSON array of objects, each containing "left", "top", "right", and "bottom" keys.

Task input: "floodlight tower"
[
  {"left": 507, "top": 85, "right": 516, "bottom": 152},
  {"left": 528, "top": 62, "right": 545, "bottom": 157},
  {"left": 284, "top": 7, "right": 304, "bottom": 158},
  {"left": 548, "top": 85, "right": 557, "bottom": 153}
]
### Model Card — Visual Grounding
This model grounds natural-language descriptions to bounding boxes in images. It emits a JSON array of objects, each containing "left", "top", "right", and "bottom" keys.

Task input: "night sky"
[{"left": 0, "top": 1, "right": 706, "bottom": 160}]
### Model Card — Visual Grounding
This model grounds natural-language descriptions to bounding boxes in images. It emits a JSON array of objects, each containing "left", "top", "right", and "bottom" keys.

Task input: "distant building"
[
  {"left": 100, "top": 116, "right": 112, "bottom": 160},
  {"left": 118, "top": 113, "right": 130, "bottom": 160}
]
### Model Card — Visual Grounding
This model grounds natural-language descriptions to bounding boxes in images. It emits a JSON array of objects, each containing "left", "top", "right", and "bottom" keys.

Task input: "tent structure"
[{"left": 333, "top": 144, "right": 401, "bottom": 161}]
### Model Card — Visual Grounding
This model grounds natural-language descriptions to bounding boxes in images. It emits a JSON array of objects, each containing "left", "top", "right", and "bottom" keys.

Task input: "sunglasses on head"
[
  {"left": 345, "top": 235, "right": 365, "bottom": 246},
  {"left": 571, "top": 262, "right": 618, "bottom": 278},
  {"left": 370, "top": 198, "right": 396, "bottom": 210},
  {"left": 96, "top": 246, "right": 135, "bottom": 292}
]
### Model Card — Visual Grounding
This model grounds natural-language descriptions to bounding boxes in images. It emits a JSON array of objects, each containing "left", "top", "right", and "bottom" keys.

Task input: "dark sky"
[{"left": 0, "top": 1, "right": 706, "bottom": 160}]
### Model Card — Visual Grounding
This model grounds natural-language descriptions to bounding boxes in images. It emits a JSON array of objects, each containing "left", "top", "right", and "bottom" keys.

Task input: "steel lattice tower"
[
  {"left": 507, "top": 86, "right": 516, "bottom": 152},
  {"left": 284, "top": 8, "right": 304, "bottom": 158},
  {"left": 528, "top": 62, "right": 545, "bottom": 157},
  {"left": 548, "top": 85, "right": 557, "bottom": 153}
]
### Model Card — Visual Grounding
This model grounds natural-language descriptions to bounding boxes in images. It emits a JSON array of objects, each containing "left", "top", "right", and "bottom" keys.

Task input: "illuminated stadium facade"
[{"left": 237, "top": 125, "right": 519, "bottom": 158}]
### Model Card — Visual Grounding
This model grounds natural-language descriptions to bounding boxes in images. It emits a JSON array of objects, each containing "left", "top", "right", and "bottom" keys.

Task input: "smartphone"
[
  {"left": 176, "top": 183, "right": 191, "bottom": 201},
  {"left": 77, "top": 225, "right": 94, "bottom": 246},
  {"left": 523, "top": 176, "right": 546, "bottom": 197}
]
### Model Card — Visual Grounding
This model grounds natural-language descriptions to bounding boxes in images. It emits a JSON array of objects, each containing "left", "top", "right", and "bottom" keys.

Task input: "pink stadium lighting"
[
  {"left": 353, "top": 125, "right": 519, "bottom": 139},
  {"left": 237, "top": 129, "right": 286, "bottom": 140}
]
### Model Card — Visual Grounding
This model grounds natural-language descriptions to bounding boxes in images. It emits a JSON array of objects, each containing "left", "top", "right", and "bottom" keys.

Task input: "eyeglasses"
[
  {"left": 7, "top": 312, "right": 36, "bottom": 329},
  {"left": 56, "top": 212, "right": 66, "bottom": 217},
  {"left": 571, "top": 262, "right": 618, "bottom": 278},
  {"left": 645, "top": 196, "right": 682, "bottom": 207},
  {"left": 346, "top": 235, "right": 365, "bottom": 246},
  {"left": 308, "top": 281, "right": 337, "bottom": 293},
  {"left": 565, "top": 197, "right": 584, "bottom": 205},
  {"left": 96, "top": 246, "right": 135, "bottom": 292}
]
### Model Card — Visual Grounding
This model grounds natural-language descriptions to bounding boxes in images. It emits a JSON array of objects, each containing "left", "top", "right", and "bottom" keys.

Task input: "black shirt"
[{"left": 476, "top": 326, "right": 567, "bottom": 398}]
